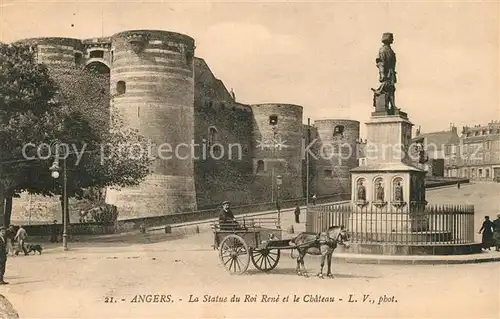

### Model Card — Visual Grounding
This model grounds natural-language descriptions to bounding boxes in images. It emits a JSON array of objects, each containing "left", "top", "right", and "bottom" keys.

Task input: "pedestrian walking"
[
  {"left": 50, "top": 220, "right": 59, "bottom": 243},
  {"left": 294, "top": 204, "right": 301, "bottom": 223},
  {"left": 492, "top": 213, "right": 500, "bottom": 252},
  {"left": 312, "top": 194, "right": 317, "bottom": 206},
  {"left": 478, "top": 216, "right": 494, "bottom": 250},
  {"left": 14, "top": 225, "right": 29, "bottom": 256},
  {"left": 5, "top": 225, "right": 16, "bottom": 256},
  {"left": 457, "top": 181, "right": 461, "bottom": 189},
  {"left": 0, "top": 227, "right": 9, "bottom": 284}
]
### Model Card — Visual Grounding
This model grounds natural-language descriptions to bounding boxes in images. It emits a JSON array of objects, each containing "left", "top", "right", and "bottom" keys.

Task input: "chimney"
[{"left": 230, "top": 88, "right": 235, "bottom": 101}]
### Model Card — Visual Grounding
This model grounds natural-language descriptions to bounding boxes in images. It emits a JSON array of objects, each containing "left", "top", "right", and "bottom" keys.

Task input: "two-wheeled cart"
[{"left": 211, "top": 217, "right": 298, "bottom": 275}]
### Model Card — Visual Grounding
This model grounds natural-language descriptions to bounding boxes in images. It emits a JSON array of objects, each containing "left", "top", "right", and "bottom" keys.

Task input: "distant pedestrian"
[
  {"left": 5, "top": 225, "right": 16, "bottom": 256},
  {"left": 0, "top": 227, "right": 9, "bottom": 284},
  {"left": 457, "top": 181, "right": 461, "bottom": 189},
  {"left": 294, "top": 204, "right": 301, "bottom": 223},
  {"left": 312, "top": 194, "right": 317, "bottom": 206},
  {"left": 50, "top": 220, "right": 59, "bottom": 243},
  {"left": 492, "top": 214, "right": 500, "bottom": 252},
  {"left": 478, "top": 216, "right": 494, "bottom": 250},
  {"left": 14, "top": 225, "right": 28, "bottom": 256}
]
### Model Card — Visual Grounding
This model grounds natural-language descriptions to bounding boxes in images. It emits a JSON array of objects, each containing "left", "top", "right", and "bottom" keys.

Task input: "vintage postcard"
[{"left": 0, "top": 0, "right": 499, "bottom": 318}]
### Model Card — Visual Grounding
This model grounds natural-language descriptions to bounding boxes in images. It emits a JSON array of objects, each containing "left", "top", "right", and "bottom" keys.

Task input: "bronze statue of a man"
[{"left": 372, "top": 33, "right": 397, "bottom": 112}]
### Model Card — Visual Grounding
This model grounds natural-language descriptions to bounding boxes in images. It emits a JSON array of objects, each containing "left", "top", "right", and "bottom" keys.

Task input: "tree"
[{"left": 0, "top": 43, "right": 153, "bottom": 226}]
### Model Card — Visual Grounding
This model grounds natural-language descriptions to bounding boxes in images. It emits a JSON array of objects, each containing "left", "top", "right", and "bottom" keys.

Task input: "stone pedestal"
[{"left": 350, "top": 111, "right": 428, "bottom": 232}]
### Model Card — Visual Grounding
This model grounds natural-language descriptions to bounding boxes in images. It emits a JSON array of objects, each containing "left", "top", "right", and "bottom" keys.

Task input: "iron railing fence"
[{"left": 306, "top": 202, "right": 475, "bottom": 245}]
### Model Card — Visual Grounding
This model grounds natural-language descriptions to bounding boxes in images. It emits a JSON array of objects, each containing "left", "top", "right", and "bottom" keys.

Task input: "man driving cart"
[{"left": 218, "top": 201, "right": 241, "bottom": 230}]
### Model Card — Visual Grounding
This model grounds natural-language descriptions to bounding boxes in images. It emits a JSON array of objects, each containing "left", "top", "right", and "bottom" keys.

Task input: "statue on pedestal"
[
  {"left": 371, "top": 32, "right": 398, "bottom": 114},
  {"left": 394, "top": 182, "right": 403, "bottom": 201},
  {"left": 376, "top": 182, "right": 385, "bottom": 201},
  {"left": 357, "top": 181, "right": 366, "bottom": 201}
]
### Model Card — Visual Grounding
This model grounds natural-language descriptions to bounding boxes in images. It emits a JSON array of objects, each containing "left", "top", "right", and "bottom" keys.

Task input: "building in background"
[
  {"left": 413, "top": 122, "right": 500, "bottom": 181},
  {"left": 411, "top": 125, "right": 460, "bottom": 177},
  {"left": 457, "top": 121, "right": 500, "bottom": 181}
]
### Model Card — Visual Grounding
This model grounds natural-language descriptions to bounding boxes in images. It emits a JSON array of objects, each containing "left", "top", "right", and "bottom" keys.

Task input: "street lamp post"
[
  {"left": 49, "top": 154, "right": 68, "bottom": 251},
  {"left": 276, "top": 175, "right": 282, "bottom": 226}
]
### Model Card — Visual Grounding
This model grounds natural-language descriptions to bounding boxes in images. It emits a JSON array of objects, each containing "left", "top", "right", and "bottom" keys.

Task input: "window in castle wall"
[
  {"left": 89, "top": 50, "right": 104, "bottom": 59},
  {"left": 486, "top": 169, "right": 490, "bottom": 178},
  {"left": 208, "top": 127, "right": 217, "bottom": 148},
  {"left": 324, "top": 169, "right": 333, "bottom": 178},
  {"left": 333, "top": 125, "right": 344, "bottom": 137},
  {"left": 74, "top": 52, "right": 83, "bottom": 65},
  {"left": 256, "top": 160, "right": 265, "bottom": 173},
  {"left": 111, "top": 50, "right": 114, "bottom": 63},
  {"left": 269, "top": 115, "right": 278, "bottom": 126},
  {"left": 116, "top": 81, "right": 126, "bottom": 95}
]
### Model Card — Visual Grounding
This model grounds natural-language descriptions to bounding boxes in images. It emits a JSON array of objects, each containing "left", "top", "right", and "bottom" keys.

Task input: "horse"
[{"left": 289, "top": 226, "right": 350, "bottom": 278}]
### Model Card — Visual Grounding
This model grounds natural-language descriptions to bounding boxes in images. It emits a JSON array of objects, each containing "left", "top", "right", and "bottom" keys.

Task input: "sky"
[{"left": 1, "top": 0, "right": 498, "bottom": 138}]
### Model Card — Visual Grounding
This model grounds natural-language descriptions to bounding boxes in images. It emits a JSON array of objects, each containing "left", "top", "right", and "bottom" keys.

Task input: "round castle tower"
[
  {"left": 105, "top": 30, "right": 197, "bottom": 218},
  {"left": 314, "top": 119, "right": 360, "bottom": 197},
  {"left": 250, "top": 103, "right": 304, "bottom": 201}
]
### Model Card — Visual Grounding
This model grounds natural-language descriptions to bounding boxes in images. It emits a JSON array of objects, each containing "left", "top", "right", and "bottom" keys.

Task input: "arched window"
[
  {"left": 256, "top": 160, "right": 265, "bottom": 173},
  {"left": 333, "top": 125, "right": 344, "bottom": 137},
  {"left": 116, "top": 81, "right": 126, "bottom": 95},
  {"left": 208, "top": 127, "right": 217, "bottom": 148}
]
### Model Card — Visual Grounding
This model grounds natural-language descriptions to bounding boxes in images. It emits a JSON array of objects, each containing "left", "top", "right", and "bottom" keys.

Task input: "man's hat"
[
  {"left": 222, "top": 201, "right": 230, "bottom": 205},
  {"left": 382, "top": 33, "right": 394, "bottom": 42}
]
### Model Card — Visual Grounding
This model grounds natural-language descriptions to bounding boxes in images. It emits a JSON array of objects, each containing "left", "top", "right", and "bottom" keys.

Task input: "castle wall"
[
  {"left": 9, "top": 30, "right": 358, "bottom": 223},
  {"left": 314, "top": 119, "right": 360, "bottom": 197},
  {"left": 10, "top": 37, "right": 111, "bottom": 224},
  {"left": 250, "top": 104, "right": 304, "bottom": 202},
  {"left": 193, "top": 59, "right": 254, "bottom": 208},
  {"left": 16, "top": 37, "right": 84, "bottom": 68},
  {"left": 105, "top": 30, "right": 198, "bottom": 219}
]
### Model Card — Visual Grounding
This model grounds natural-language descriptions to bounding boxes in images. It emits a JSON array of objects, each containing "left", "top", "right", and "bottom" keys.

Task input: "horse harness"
[{"left": 293, "top": 231, "right": 340, "bottom": 250}]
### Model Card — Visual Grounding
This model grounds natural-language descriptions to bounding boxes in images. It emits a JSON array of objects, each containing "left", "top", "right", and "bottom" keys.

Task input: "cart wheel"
[
  {"left": 251, "top": 248, "right": 280, "bottom": 272},
  {"left": 219, "top": 235, "right": 250, "bottom": 275}
]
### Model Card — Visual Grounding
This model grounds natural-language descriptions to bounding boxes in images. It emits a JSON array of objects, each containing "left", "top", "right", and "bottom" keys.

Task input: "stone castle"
[{"left": 14, "top": 29, "right": 361, "bottom": 221}]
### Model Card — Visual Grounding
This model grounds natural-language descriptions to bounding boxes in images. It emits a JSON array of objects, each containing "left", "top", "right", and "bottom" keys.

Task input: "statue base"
[{"left": 371, "top": 92, "right": 406, "bottom": 118}]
